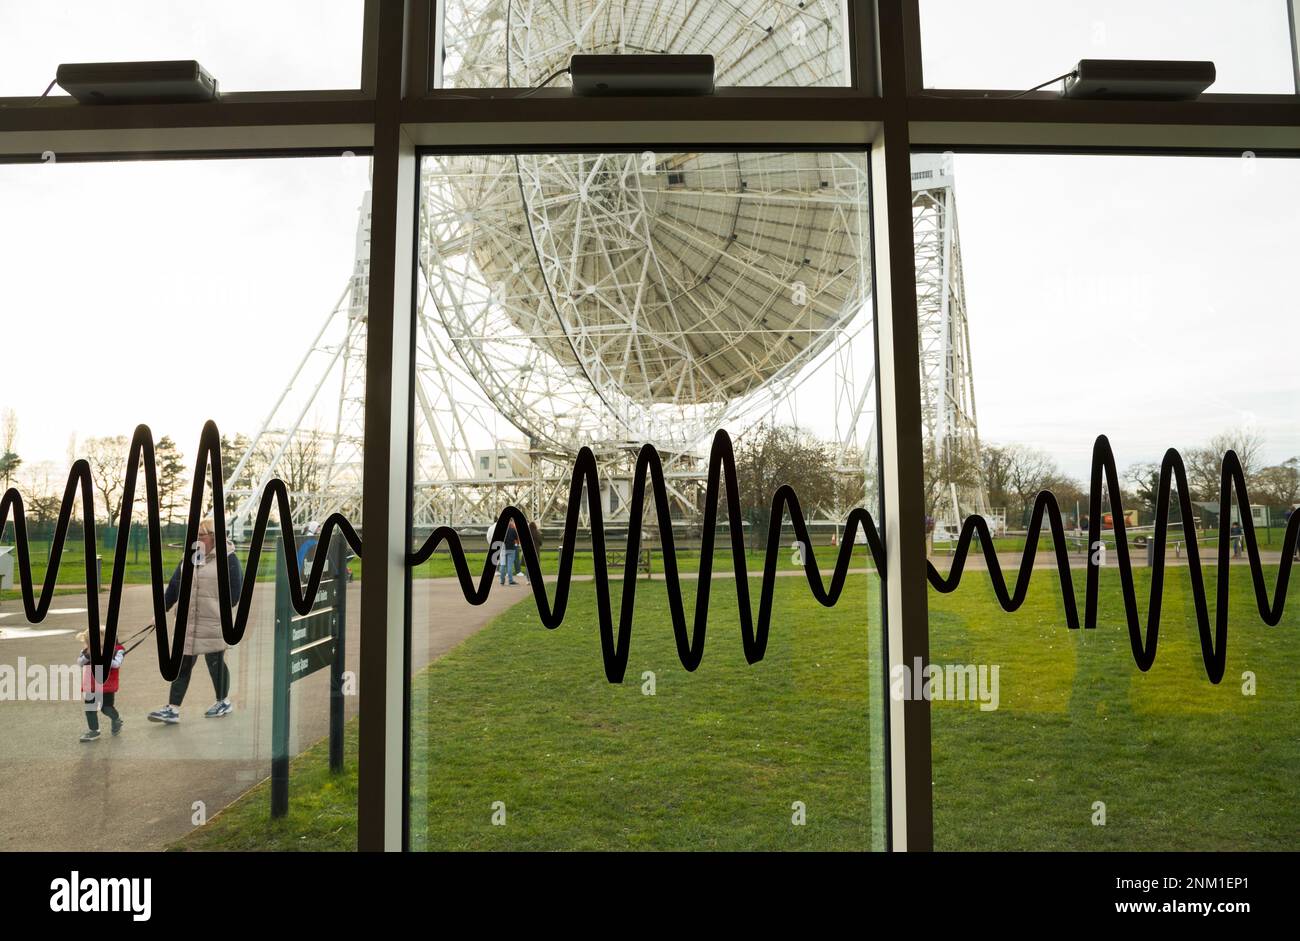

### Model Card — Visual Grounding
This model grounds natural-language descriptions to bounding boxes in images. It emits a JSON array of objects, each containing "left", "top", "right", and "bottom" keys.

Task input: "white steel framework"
[
  {"left": 225, "top": 152, "right": 982, "bottom": 538},
  {"left": 226, "top": 4, "right": 979, "bottom": 536},
  {"left": 911, "top": 152, "right": 988, "bottom": 529}
]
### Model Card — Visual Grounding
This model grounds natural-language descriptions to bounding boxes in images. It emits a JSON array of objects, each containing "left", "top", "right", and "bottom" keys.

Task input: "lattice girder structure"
[{"left": 912, "top": 153, "right": 988, "bottom": 529}]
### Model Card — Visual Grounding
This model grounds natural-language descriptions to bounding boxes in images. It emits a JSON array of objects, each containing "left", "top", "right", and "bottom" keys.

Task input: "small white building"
[{"left": 473, "top": 445, "right": 531, "bottom": 481}]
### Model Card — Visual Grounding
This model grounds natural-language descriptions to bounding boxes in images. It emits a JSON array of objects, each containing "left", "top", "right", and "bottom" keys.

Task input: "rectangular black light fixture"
[
  {"left": 1061, "top": 59, "right": 1215, "bottom": 100},
  {"left": 570, "top": 54, "right": 715, "bottom": 96},
  {"left": 55, "top": 60, "right": 220, "bottom": 104}
]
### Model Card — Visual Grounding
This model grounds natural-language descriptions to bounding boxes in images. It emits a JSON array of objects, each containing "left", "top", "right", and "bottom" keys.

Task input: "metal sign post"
[
  {"left": 328, "top": 536, "right": 347, "bottom": 773},
  {"left": 271, "top": 533, "right": 348, "bottom": 818}
]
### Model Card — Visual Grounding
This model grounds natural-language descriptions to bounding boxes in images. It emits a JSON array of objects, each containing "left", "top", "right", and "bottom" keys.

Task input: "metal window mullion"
[
  {"left": 873, "top": 0, "right": 934, "bottom": 853},
  {"left": 848, "top": 0, "right": 880, "bottom": 95},
  {"left": 1289, "top": 0, "right": 1300, "bottom": 95},
  {"left": 900, "top": 0, "right": 923, "bottom": 95},
  {"left": 357, "top": 0, "right": 417, "bottom": 853},
  {"left": 361, "top": 0, "right": 382, "bottom": 96}
]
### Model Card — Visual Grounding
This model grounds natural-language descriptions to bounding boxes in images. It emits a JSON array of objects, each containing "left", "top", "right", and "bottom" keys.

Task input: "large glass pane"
[
  {"left": 0, "top": 0, "right": 366, "bottom": 96},
  {"left": 919, "top": 0, "right": 1296, "bottom": 94},
  {"left": 0, "top": 154, "right": 371, "bottom": 849},
  {"left": 408, "top": 149, "right": 886, "bottom": 849},
  {"left": 435, "top": 0, "right": 853, "bottom": 89},
  {"left": 916, "top": 150, "right": 1300, "bottom": 849}
]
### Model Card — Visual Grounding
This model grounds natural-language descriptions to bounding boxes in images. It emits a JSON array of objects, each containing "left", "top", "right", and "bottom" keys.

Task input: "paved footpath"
[{"left": 0, "top": 578, "right": 521, "bottom": 851}]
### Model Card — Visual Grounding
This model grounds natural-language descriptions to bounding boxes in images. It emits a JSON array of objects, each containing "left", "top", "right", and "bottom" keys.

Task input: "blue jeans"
[{"left": 499, "top": 547, "right": 517, "bottom": 584}]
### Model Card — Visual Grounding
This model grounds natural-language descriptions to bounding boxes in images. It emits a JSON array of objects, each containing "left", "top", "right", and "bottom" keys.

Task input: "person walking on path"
[
  {"left": 76, "top": 630, "right": 125, "bottom": 742},
  {"left": 1230, "top": 519, "right": 1244, "bottom": 559},
  {"left": 146, "top": 518, "right": 243, "bottom": 725},
  {"left": 498, "top": 519, "right": 519, "bottom": 586}
]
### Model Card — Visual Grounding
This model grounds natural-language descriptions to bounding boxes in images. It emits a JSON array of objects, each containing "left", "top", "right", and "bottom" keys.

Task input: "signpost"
[{"left": 271, "top": 533, "right": 348, "bottom": 818}]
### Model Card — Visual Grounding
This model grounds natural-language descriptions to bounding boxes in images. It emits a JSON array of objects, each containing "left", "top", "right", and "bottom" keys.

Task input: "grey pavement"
[{"left": 0, "top": 577, "right": 521, "bottom": 851}]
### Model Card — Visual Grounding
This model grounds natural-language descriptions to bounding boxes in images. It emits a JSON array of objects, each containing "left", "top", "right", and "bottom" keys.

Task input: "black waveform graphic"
[
  {"left": 411, "top": 429, "right": 885, "bottom": 683},
  {"left": 4, "top": 425, "right": 1295, "bottom": 686},
  {"left": 927, "top": 435, "right": 1299, "bottom": 684},
  {"left": 0, "top": 421, "right": 361, "bottom": 679}
]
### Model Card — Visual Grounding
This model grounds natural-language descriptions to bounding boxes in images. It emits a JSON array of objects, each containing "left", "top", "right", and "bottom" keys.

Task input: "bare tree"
[
  {"left": 1124, "top": 462, "right": 1162, "bottom": 516},
  {"left": 1211, "top": 428, "right": 1266, "bottom": 479},
  {"left": 84, "top": 436, "right": 130, "bottom": 526},
  {"left": 1255, "top": 458, "right": 1300, "bottom": 507},
  {"left": 973, "top": 443, "right": 1062, "bottom": 528},
  {"left": 1123, "top": 460, "right": 1184, "bottom": 524},
  {"left": 1185, "top": 427, "right": 1266, "bottom": 501},
  {"left": 1005, "top": 445, "right": 1060, "bottom": 526},
  {"left": 1042, "top": 471, "right": 1087, "bottom": 524},
  {"left": 16, "top": 461, "right": 63, "bottom": 525},
  {"left": 1, "top": 408, "right": 17, "bottom": 454},
  {"left": 220, "top": 432, "right": 259, "bottom": 515},
  {"left": 982, "top": 445, "right": 1014, "bottom": 515},
  {"left": 0, "top": 408, "right": 20, "bottom": 490},
  {"left": 279, "top": 429, "right": 325, "bottom": 496},
  {"left": 734, "top": 424, "right": 838, "bottom": 549},
  {"left": 923, "top": 439, "right": 982, "bottom": 528},
  {"left": 830, "top": 445, "right": 872, "bottom": 515}
]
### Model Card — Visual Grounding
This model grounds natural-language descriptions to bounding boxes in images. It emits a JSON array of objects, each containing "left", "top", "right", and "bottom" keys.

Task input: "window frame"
[
  {"left": 0, "top": 0, "right": 1297, "bottom": 852},
  {"left": 913, "top": 0, "right": 1300, "bottom": 99},
  {"left": 425, "top": 0, "right": 876, "bottom": 92},
  {"left": 407, "top": 138, "right": 892, "bottom": 853}
]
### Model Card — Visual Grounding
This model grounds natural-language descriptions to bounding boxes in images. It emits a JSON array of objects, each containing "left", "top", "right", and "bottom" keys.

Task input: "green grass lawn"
[
  {"left": 929, "top": 563, "right": 1300, "bottom": 850},
  {"left": 972, "top": 528, "right": 1295, "bottom": 554},
  {"left": 0, "top": 586, "right": 84, "bottom": 602},
  {"left": 405, "top": 571, "right": 885, "bottom": 851},
  {"left": 171, "top": 727, "right": 360, "bottom": 851},
  {"left": 171, "top": 562, "right": 1298, "bottom": 852},
  {"left": 0, "top": 540, "right": 260, "bottom": 587}
]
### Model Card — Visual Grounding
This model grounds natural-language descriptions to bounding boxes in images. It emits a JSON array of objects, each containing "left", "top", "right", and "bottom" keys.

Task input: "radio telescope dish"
[
  {"left": 421, "top": 149, "right": 873, "bottom": 453},
  {"left": 421, "top": 0, "right": 868, "bottom": 454}
]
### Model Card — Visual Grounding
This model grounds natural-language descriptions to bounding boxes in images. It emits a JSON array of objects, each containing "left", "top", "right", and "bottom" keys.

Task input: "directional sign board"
[{"left": 289, "top": 636, "right": 335, "bottom": 682}]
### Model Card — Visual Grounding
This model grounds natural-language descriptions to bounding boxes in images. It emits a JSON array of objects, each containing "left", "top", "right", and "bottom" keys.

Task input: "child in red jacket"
[{"left": 76, "top": 630, "right": 125, "bottom": 742}]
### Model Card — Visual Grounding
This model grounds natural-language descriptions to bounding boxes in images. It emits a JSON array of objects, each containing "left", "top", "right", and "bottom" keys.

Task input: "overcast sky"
[
  {"left": 1, "top": 2, "right": 1297, "bottom": 486},
  {"left": 0, "top": 1, "right": 363, "bottom": 95},
  {"left": 920, "top": 0, "right": 1295, "bottom": 93}
]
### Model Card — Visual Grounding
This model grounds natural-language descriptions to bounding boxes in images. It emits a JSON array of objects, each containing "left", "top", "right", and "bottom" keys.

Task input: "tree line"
[
  {"left": 0, "top": 410, "right": 329, "bottom": 527},
  {"left": 940, "top": 426, "right": 1298, "bottom": 530},
  {"left": 4, "top": 408, "right": 1295, "bottom": 534},
  {"left": 728, "top": 420, "right": 1299, "bottom": 536}
]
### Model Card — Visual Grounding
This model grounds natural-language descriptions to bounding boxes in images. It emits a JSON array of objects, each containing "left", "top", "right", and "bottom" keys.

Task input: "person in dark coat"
[{"left": 498, "top": 519, "right": 519, "bottom": 586}]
